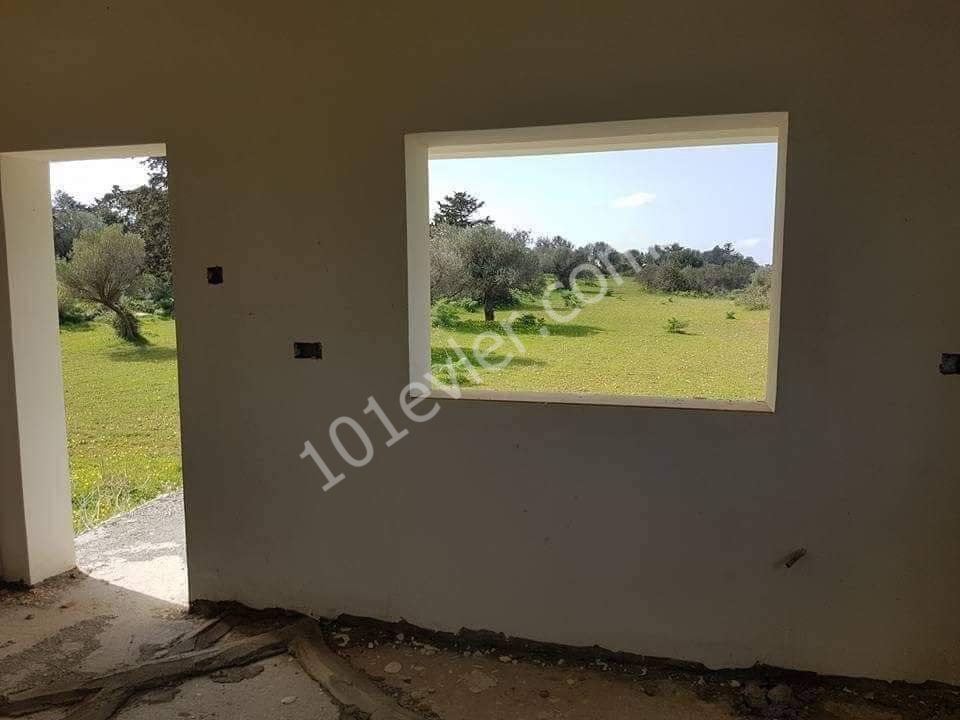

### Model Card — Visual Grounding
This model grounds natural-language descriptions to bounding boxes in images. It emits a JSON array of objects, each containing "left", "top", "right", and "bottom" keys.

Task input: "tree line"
[{"left": 430, "top": 191, "right": 771, "bottom": 323}]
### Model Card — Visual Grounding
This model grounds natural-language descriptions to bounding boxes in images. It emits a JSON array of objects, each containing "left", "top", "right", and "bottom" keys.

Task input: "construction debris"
[{"left": 0, "top": 615, "right": 422, "bottom": 720}]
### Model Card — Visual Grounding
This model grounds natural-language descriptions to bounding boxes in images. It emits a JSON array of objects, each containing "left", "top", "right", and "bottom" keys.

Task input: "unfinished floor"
[{"left": 1, "top": 495, "right": 957, "bottom": 720}]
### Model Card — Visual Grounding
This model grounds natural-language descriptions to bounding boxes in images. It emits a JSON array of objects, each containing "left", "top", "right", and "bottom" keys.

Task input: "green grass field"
[
  {"left": 60, "top": 316, "right": 182, "bottom": 533},
  {"left": 431, "top": 281, "right": 769, "bottom": 400}
]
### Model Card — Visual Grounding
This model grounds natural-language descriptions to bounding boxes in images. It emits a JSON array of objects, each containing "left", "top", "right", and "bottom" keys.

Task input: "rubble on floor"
[{"left": 327, "top": 616, "right": 960, "bottom": 720}]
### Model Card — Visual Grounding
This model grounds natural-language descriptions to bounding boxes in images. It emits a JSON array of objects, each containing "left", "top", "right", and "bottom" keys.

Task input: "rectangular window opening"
[{"left": 405, "top": 113, "right": 787, "bottom": 411}]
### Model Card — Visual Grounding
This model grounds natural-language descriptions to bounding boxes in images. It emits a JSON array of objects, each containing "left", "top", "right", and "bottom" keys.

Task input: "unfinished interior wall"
[{"left": 0, "top": 1, "right": 957, "bottom": 684}]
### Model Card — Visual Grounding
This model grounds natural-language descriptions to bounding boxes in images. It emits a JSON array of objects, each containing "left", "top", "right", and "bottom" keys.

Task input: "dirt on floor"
[
  {"left": 326, "top": 617, "right": 960, "bottom": 720},
  {"left": 4, "top": 576, "right": 960, "bottom": 720}
]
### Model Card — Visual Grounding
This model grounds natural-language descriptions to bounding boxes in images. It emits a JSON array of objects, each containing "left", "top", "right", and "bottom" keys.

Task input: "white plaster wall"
[
  {"left": 0, "top": 1, "right": 957, "bottom": 683},
  {"left": 0, "top": 157, "right": 75, "bottom": 584}
]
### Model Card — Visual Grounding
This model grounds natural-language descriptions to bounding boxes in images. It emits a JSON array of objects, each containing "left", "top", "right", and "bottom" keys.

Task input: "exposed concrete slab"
[
  {"left": 0, "top": 494, "right": 195, "bottom": 697},
  {"left": 117, "top": 657, "right": 339, "bottom": 720}
]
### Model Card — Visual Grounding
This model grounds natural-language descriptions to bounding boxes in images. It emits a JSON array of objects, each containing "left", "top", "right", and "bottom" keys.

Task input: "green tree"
[
  {"left": 432, "top": 191, "right": 494, "bottom": 228},
  {"left": 583, "top": 241, "right": 616, "bottom": 274},
  {"left": 52, "top": 191, "right": 102, "bottom": 258},
  {"left": 636, "top": 242, "right": 759, "bottom": 295},
  {"left": 92, "top": 157, "right": 171, "bottom": 292},
  {"left": 57, "top": 225, "right": 146, "bottom": 341},
  {"left": 534, "top": 236, "right": 589, "bottom": 290},
  {"left": 431, "top": 224, "right": 542, "bottom": 322}
]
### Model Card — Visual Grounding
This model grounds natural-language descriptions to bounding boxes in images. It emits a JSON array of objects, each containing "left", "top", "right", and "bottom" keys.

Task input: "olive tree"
[
  {"left": 57, "top": 224, "right": 146, "bottom": 341},
  {"left": 431, "top": 223, "right": 542, "bottom": 322},
  {"left": 534, "top": 236, "right": 589, "bottom": 290}
]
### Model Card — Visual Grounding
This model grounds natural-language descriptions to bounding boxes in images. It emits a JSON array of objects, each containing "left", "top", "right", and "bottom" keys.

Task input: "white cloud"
[{"left": 612, "top": 191, "right": 656, "bottom": 209}]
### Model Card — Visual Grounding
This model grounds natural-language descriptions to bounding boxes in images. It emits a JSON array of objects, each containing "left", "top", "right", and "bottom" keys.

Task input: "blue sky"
[
  {"left": 430, "top": 143, "right": 778, "bottom": 265},
  {"left": 50, "top": 145, "right": 778, "bottom": 266}
]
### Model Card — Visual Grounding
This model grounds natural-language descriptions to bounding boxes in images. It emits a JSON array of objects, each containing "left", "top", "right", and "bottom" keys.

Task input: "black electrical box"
[
  {"left": 294, "top": 342, "right": 323, "bottom": 360},
  {"left": 940, "top": 353, "right": 960, "bottom": 375}
]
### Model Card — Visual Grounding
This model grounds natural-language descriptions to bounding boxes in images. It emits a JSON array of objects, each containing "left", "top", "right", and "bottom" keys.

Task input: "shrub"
[
  {"left": 455, "top": 297, "right": 479, "bottom": 313},
  {"left": 557, "top": 289, "right": 583, "bottom": 309},
  {"left": 125, "top": 296, "right": 157, "bottom": 314},
  {"left": 735, "top": 266, "right": 772, "bottom": 310},
  {"left": 726, "top": 310, "right": 737, "bottom": 320},
  {"left": 57, "top": 282, "right": 93, "bottom": 324},
  {"left": 512, "top": 313, "right": 545, "bottom": 332},
  {"left": 431, "top": 298, "right": 463, "bottom": 328},
  {"left": 155, "top": 296, "right": 175, "bottom": 316},
  {"left": 665, "top": 317, "right": 690, "bottom": 334},
  {"left": 429, "top": 348, "right": 475, "bottom": 386}
]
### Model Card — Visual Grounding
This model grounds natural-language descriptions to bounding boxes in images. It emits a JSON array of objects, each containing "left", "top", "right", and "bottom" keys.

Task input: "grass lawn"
[
  {"left": 60, "top": 315, "right": 182, "bottom": 533},
  {"left": 431, "top": 281, "right": 769, "bottom": 400}
]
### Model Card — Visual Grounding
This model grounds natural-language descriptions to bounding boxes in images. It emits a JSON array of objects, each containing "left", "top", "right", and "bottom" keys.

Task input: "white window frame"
[{"left": 404, "top": 112, "right": 787, "bottom": 412}]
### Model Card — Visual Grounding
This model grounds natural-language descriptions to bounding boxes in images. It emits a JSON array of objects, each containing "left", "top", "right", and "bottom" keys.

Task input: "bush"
[
  {"left": 455, "top": 297, "right": 479, "bottom": 313},
  {"left": 125, "top": 296, "right": 157, "bottom": 314},
  {"left": 735, "top": 267, "right": 772, "bottom": 310},
  {"left": 155, "top": 296, "right": 175, "bottom": 316},
  {"left": 512, "top": 313, "right": 545, "bottom": 333},
  {"left": 431, "top": 298, "right": 463, "bottom": 328},
  {"left": 429, "top": 348, "right": 474, "bottom": 386},
  {"left": 665, "top": 317, "right": 690, "bottom": 334},
  {"left": 57, "top": 283, "right": 93, "bottom": 324},
  {"left": 726, "top": 310, "right": 737, "bottom": 320},
  {"left": 557, "top": 289, "right": 583, "bottom": 309}
]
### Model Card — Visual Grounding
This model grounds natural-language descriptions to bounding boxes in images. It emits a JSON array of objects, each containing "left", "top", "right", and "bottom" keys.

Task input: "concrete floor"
[
  {"left": 2, "top": 494, "right": 955, "bottom": 720},
  {"left": 0, "top": 493, "right": 339, "bottom": 719}
]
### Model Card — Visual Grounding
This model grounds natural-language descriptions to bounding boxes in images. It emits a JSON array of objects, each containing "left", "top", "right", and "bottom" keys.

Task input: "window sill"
[{"left": 419, "top": 388, "right": 774, "bottom": 412}]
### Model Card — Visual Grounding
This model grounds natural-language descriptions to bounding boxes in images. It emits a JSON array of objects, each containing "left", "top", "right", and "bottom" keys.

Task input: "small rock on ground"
[
  {"left": 460, "top": 669, "right": 498, "bottom": 694},
  {"left": 768, "top": 683, "right": 794, "bottom": 703}
]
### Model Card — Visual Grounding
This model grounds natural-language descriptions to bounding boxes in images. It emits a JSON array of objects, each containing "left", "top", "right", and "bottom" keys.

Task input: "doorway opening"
[
  {"left": 0, "top": 143, "right": 186, "bottom": 603},
  {"left": 50, "top": 150, "right": 186, "bottom": 603}
]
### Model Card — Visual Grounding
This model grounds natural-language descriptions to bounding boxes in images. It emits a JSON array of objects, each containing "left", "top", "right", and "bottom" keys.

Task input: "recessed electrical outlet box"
[
  {"left": 207, "top": 266, "right": 223, "bottom": 284},
  {"left": 940, "top": 353, "right": 960, "bottom": 375},
  {"left": 294, "top": 342, "right": 323, "bottom": 360}
]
